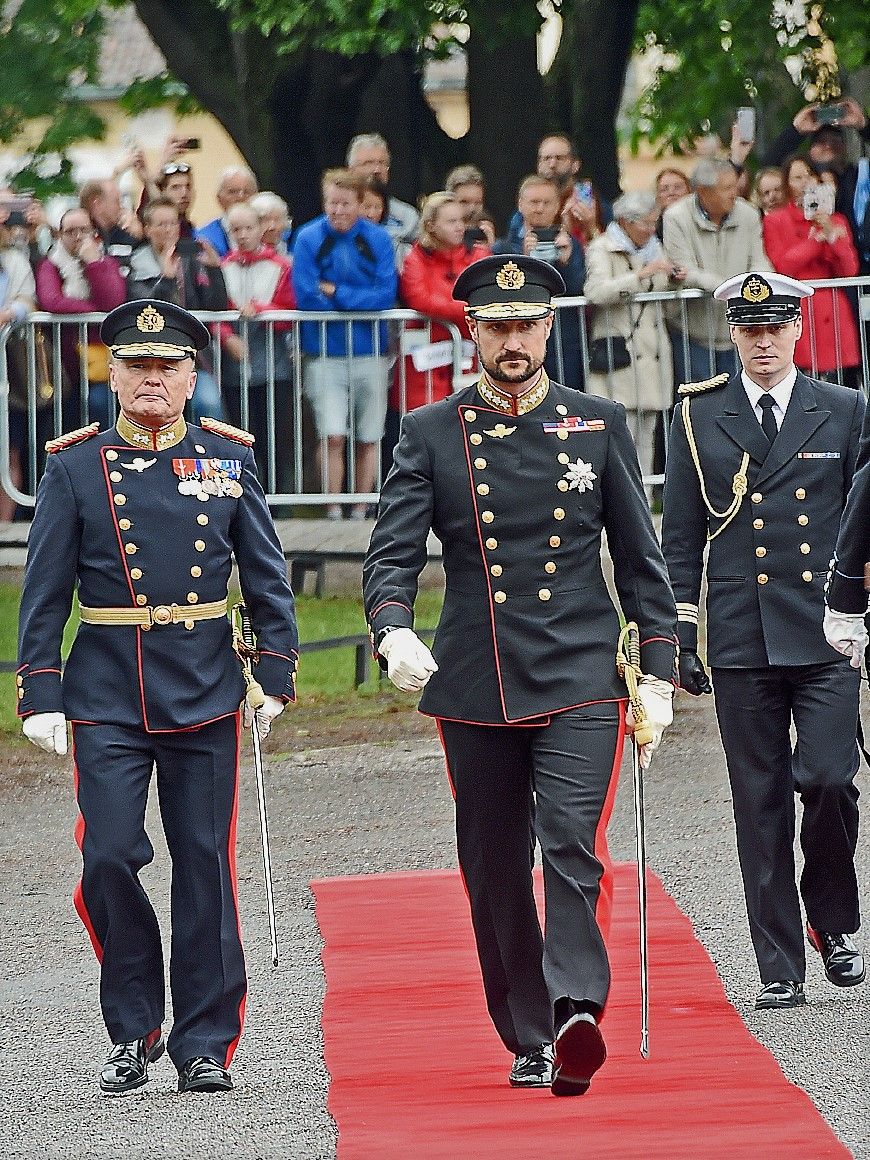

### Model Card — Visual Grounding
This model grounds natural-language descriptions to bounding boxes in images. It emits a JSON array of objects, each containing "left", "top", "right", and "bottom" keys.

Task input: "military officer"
[
  {"left": 17, "top": 300, "right": 298, "bottom": 1094},
  {"left": 662, "top": 272, "right": 865, "bottom": 1010},
  {"left": 824, "top": 401, "right": 870, "bottom": 666},
  {"left": 363, "top": 255, "right": 677, "bottom": 1097}
]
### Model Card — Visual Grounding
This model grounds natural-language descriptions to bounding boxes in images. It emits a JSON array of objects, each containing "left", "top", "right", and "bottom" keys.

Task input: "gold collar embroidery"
[
  {"left": 477, "top": 371, "right": 550, "bottom": 416},
  {"left": 116, "top": 413, "right": 188, "bottom": 452}
]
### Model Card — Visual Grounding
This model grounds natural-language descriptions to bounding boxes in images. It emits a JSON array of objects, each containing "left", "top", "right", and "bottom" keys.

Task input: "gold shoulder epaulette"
[
  {"left": 199, "top": 417, "right": 255, "bottom": 445},
  {"left": 45, "top": 422, "right": 100, "bottom": 454},
  {"left": 677, "top": 373, "right": 730, "bottom": 397}
]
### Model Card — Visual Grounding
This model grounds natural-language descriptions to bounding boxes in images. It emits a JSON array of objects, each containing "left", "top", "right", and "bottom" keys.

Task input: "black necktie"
[{"left": 758, "top": 393, "right": 778, "bottom": 445}]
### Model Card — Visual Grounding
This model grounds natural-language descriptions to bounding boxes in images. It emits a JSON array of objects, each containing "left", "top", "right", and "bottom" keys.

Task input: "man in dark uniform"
[
  {"left": 662, "top": 271, "right": 866, "bottom": 1011},
  {"left": 363, "top": 255, "right": 677, "bottom": 1096},
  {"left": 18, "top": 300, "right": 298, "bottom": 1094},
  {"left": 824, "top": 402, "right": 870, "bottom": 665}
]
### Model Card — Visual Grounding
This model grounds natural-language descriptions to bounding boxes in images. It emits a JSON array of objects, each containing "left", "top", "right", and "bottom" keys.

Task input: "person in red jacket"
[
  {"left": 762, "top": 156, "right": 860, "bottom": 387},
  {"left": 36, "top": 207, "right": 127, "bottom": 427},
  {"left": 384, "top": 192, "right": 489, "bottom": 468}
]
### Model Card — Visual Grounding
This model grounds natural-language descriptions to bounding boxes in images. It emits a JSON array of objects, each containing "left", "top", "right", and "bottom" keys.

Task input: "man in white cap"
[{"left": 662, "top": 271, "right": 865, "bottom": 1009}]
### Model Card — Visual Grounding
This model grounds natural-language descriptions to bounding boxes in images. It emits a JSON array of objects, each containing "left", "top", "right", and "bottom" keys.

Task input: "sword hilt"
[
  {"left": 616, "top": 622, "right": 655, "bottom": 746},
  {"left": 232, "top": 602, "right": 266, "bottom": 710}
]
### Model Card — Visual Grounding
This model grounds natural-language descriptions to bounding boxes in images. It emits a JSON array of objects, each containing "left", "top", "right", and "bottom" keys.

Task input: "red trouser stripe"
[
  {"left": 71, "top": 727, "right": 104, "bottom": 964},
  {"left": 224, "top": 711, "right": 246, "bottom": 1068}
]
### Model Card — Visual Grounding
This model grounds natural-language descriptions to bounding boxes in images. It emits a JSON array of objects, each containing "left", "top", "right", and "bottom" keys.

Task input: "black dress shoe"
[
  {"left": 807, "top": 926, "right": 866, "bottom": 987},
  {"left": 509, "top": 1044, "right": 554, "bottom": 1088},
  {"left": 551, "top": 1012, "right": 607, "bottom": 1097},
  {"left": 754, "top": 981, "right": 806, "bottom": 1010},
  {"left": 99, "top": 1029, "right": 165, "bottom": 1094},
  {"left": 177, "top": 1056, "right": 233, "bottom": 1093}
]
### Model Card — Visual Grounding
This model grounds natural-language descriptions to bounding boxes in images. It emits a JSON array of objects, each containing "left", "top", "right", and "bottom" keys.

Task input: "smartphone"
[
  {"left": 181, "top": 137, "right": 201, "bottom": 150},
  {"left": 5, "top": 196, "right": 32, "bottom": 214},
  {"left": 736, "top": 107, "right": 755, "bottom": 143},
  {"left": 803, "top": 182, "right": 835, "bottom": 219},
  {"left": 814, "top": 103, "right": 845, "bottom": 126},
  {"left": 574, "top": 180, "right": 594, "bottom": 206},
  {"left": 463, "top": 226, "right": 486, "bottom": 245},
  {"left": 175, "top": 237, "right": 202, "bottom": 257},
  {"left": 534, "top": 226, "right": 559, "bottom": 242}
]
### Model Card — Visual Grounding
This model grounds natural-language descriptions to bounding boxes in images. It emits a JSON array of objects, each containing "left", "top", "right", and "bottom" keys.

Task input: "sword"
[
  {"left": 616, "top": 621, "right": 654, "bottom": 1058},
  {"left": 232, "top": 602, "right": 279, "bottom": 968}
]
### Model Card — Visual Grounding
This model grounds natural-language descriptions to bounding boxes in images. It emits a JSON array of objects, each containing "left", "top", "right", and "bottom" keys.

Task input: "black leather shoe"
[
  {"left": 807, "top": 926, "right": 866, "bottom": 987},
  {"left": 754, "top": 981, "right": 806, "bottom": 1010},
  {"left": 177, "top": 1056, "right": 233, "bottom": 1093},
  {"left": 551, "top": 1012, "right": 606, "bottom": 1097},
  {"left": 99, "top": 1029, "right": 165, "bottom": 1094},
  {"left": 509, "top": 1044, "right": 554, "bottom": 1088}
]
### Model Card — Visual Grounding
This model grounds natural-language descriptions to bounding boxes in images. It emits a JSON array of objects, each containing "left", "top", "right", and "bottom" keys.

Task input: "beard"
[{"left": 480, "top": 350, "right": 545, "bottom": 386}]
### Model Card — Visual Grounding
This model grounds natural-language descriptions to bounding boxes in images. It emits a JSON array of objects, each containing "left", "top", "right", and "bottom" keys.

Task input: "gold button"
[
  {"left": 538, "top": 588, "right": 551, "bottom": 601},
  {"left": 753, "top": 518, "right": 763, "bottom": 530},
  {"left": 114, "top": 494, "right": 126, "bottom": 506},
  {"left": 464, "top": 409, "right": 477, "bottom": 422},
  {"left": 556, "top": 404, "right": 568, "bottom": 416},
  {"left": 485, "top": 538, "right": 497, "bottom": 550},
  {"left": 474, "top": 458, "right": 487, "bottom": 470},
  {"left": 557, "top": 430, "right": 569, "bottom": 441},
  {"left": 802, "top": 570, "right": 813, "bottom": 582},
  {"left": 470, "top": 433, "right": 482, "bottom": 445},
  {"left": 554, "top": 508, "right": 565, "bottom": 520},
  {"left": 190, "top": 565, "right": 202, "bottom": 577},
  {"left": 125, "top": 543, "right": 137, "bottom": 555},
  {"left": 550, "top": 535, "right": 561, "bottom": 548},
  {"left": 494, "top": 590, "right": 507, "bottom": 604},
  {"left": 18, "top": 687, "right": 24, "bottom": 699},
  {"left": 195, "top": 445, "right": 206, "bottom": 454},
  {"left": 16, "top": 675, "right": 23, "bottom": 687},
  {"left": 800, "top": 543, "right": 810, "bottom": 554},
  {"left": 194, "top": 539, "right": 206, "bottom": 551},
  {"left": 481, "top": 511, "right": 494, "bottom": 524},
  {"left": 105, "top": 450, "right": 118, "bottom": 462},
  {"left": 557, "top": 479, "right": 569, "bottom": 492},
  {"left": 197, "top": 514, "right": 209, "bottom": 526},
  {"left": 795, "top": 487, "right": 806, "bottom": 500},
  {"left": 130, "top": 567, "right": 143, "bottom": 580},
  {"left": 756, "top": 546, "right": 766, "bottom": 558},
  {"left": 490, "top": 565, "right": 503, "bottom": 577},
  {"left": 140, "top": 623, "right": 151, "bottom": 632},
  {"left": 477, "top": 483, "right": 490, "bottom": 496},
  {"left": 757, "top": 574, "right": 768, "bottom": 585},
  {"left": 558, "top": 453, "right": 570, "bottom": 465},
  {"left": 184, "top": 620, "right": 195, "bottom": 630},
  {"left": 751, "top": 492, "right": 762, "bottom": 504},
  {"left": 798, "top": 514, "right": 809, "bottom": 526},
  {"left": 545, "top": 561, "right": 557, "bottom": 574},
  {"left": 119, "top": 518, "right": 131, "bottom": 530},
  {"left": 136, "top": 594, "right": 148, "bottom": 606},
  {"left": 110, "top": 471, "right": 122, "bottom": 483},
  {"left": 187, "top": 592, "right": 199, "bottom": 604}
]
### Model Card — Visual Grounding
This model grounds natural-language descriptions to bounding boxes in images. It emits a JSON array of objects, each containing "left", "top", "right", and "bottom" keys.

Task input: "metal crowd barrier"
[{"left": 2, "top": 281, "right": 869, "bottom": 510}]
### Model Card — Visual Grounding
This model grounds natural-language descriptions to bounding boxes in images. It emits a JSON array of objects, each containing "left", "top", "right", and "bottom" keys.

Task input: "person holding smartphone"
[{"left": 763, "top": 155, "right": 860, "bottom": 386}]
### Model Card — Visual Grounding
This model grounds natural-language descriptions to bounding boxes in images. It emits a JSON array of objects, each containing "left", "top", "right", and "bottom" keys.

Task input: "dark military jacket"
[
  {"left": 662, "top": 371, "right": 864, "bottom": 667},
  {"left": 363, "top": 378, "right": 677, "bottom": 725},
  {"left": 828, "top": 402, "right": 870, "bottom": 613},
  {"left": 17, "top": 417, "right": 298, "bottom": 731}
]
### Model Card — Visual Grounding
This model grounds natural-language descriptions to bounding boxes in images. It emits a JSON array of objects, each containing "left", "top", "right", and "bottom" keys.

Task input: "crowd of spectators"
[{"left": 0, "top": 101, "right": 868, "bottom": 518}]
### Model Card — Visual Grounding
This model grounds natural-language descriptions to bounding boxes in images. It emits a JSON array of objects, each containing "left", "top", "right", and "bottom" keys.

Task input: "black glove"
[{"left": 678, "top": 650, "right": 712, "bottom": 696}]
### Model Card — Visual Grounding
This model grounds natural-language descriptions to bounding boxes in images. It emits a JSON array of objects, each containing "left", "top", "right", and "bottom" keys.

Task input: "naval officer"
[
  {"left": 363, "top": 255, "right": 677, "bottom": 1096},
  {"left": 662, "top": 271, "right": 865, "bottom": 1009},
  {"left": 17, "top": 300, "right": 298, "bottom": 1094}
]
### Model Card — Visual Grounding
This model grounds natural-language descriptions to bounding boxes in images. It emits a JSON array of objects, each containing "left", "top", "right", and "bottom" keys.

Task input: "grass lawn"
[{"left": 0, "top": 584, "right": 444, "bottom": 738}]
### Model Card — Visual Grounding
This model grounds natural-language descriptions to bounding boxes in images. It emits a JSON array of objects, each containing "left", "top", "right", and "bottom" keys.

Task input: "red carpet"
[{"left": 312, "top": 866, "right": 849, "bottom": 1159}]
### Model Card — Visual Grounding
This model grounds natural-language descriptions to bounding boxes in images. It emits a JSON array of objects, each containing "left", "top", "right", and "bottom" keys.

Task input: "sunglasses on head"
[{"left": 161, "top": 163, "right": 192, "bottom": 177}]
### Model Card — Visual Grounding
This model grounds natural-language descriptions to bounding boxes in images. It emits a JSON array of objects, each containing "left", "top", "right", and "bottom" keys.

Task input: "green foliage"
[{"left": 118, "top": 73, "right": 199, "bottom": 118}]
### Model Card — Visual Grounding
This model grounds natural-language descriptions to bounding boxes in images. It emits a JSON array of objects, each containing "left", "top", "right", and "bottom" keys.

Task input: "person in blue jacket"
[{"left": 292, "top": 169, "right": 397, "bottom": 520}]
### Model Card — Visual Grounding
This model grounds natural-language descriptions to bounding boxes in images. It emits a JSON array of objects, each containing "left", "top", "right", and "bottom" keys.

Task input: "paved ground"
[{"left": 2, "top": 687, "right": 868, "bottom": 1159}]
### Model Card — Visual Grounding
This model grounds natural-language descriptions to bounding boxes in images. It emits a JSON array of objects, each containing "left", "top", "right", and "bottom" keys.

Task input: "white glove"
[
  {"left": 627, "top": 677, "right": 674, "bottom": 769},
  {"left": 379, "top": 628, "right": 438, "bottom": 692},
  {"left": 824, "top": 608, "right": 868, "bottom": 670},
  {"left": 243, "top": 693, "right": 285, "bottom": 740},
  {"left": 22, "top": 712, "right": 68, "bottom": 756}
]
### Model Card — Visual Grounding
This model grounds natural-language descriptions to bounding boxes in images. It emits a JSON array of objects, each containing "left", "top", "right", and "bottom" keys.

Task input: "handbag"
[
  {"left": 6, "top": 327, "right": 66, "bottom": 412},
  {"left": 588, "top": 334, "right": 631, "bottom": 373}
]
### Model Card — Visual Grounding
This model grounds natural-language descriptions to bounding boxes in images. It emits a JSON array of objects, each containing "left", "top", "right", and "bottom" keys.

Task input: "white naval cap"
[{"left": 714, "top": 272, "right": 813, "bottom": 325}]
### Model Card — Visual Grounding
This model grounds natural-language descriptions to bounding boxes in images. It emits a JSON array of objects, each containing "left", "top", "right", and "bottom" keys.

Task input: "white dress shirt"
[{"left": 741, "top": 366, "right": 798, "bottom": 433}]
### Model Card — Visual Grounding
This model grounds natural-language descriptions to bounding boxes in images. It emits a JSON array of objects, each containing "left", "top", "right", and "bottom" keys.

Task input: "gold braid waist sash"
[{"left": 79, "top": 598, "right": 228, "bottom": 627}]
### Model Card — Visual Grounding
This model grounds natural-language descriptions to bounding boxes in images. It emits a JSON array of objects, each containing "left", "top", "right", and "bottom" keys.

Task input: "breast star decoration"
[{"left": 564, "top": 459, "right": 597, "bottom": 493}]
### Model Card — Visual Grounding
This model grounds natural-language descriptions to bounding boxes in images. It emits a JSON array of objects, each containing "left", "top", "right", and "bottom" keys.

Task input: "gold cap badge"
[
  {"left": 741, "top": 275, "right": 771, "bottom": 304},
  {"left": 136, "top": 305, "right": 166, "bottom": 333},
  {"left": 495, "top": 261, "right": 525, "bottom": 292}
]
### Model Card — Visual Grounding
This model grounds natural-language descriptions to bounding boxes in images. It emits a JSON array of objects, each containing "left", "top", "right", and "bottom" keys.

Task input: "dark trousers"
[
  {"left": 71, "top": 714, "right": 247, "bottom": 1069},
  {"left": 712, "top": 662, "right": 861, "bottom": 983},
  {"left": 437, "top": 703, "right": 625, "bottom": 1055}
]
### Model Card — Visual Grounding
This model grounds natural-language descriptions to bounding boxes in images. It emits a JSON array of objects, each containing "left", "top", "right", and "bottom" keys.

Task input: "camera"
[
  {"left": 175, "top": 238, "right": 202, "bottom": 257},
  {"left": 530, "top": 225, "right": 559, "bottom": 264},
  {"left": 464, "top": 226, "right": 486, "bottom": 246},
  {"left": 814, "top": 103, "right": 845, "bottom": 126}
]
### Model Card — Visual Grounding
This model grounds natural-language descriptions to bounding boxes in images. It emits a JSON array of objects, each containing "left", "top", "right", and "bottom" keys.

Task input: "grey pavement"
[{"left": 1, "top": 688, "right": 868, "bottom": 1158}]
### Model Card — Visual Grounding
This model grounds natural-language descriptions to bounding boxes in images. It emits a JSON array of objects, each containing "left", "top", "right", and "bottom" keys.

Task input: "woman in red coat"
[
  {"left": 762, "top": 156, "right": 860, "bottom": 383},
  {"left": 382, "top": 193, "right": 489, "bottom": 471}
]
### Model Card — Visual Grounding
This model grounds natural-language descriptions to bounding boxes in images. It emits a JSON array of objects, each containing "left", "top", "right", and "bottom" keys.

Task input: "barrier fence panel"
[{"left": 2, "top": 280, "right": 868, "bottom": 511}]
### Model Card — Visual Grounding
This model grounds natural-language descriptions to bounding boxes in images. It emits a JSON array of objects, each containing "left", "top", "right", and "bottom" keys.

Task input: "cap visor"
[
  {"left": 466, "top": 302, "right": 554, "bottom": 321},
  {"left": 111, "top": 342, "right": 196, "bottom": 359},
  {"left": 725, "top": 307, "right": 801, "bottom": 326}
]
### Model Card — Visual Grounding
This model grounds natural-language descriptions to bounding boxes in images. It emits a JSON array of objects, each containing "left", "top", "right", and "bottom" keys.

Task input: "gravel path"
[{"left": 2, "top": 689, "right": 867, "bottom": 1158}]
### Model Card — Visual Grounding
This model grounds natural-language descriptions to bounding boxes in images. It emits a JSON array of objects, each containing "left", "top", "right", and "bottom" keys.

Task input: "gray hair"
[
  {"left": 446, "top": 164, "right": 483, "bottom": 191},
  {"left": 346, "top": 133, "right": 390, "bottom": 166},
  {"left": 612, "top": 190, "right": 658, "bottom": 222},
  {"left": 691, "top": 158, "right": 734, "bottom": 189},
  {"left": 217, "top": 165, "right": 257, "bottom": 193},
  {"left": 250, "top": 191, "right": 289, "bottom": 222}
]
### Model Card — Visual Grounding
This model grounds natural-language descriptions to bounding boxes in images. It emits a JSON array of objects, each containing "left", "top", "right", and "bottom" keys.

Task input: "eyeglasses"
[{"left": 161, "top": 163, "right": 191, "bottom": 177}]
